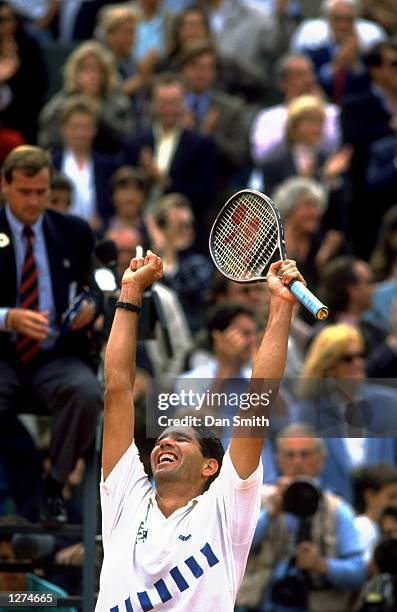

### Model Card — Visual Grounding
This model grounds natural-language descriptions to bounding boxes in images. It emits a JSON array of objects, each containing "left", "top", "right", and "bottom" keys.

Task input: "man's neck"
[{"left": 155, "top": 483, "right": 202, "bottom": 518}]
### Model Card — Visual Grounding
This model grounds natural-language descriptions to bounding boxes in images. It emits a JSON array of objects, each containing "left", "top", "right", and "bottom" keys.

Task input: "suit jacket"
[
  {"left": 262, "top": 142, "right": 328, "bottom": 197},
  {"left": 341, "top": 88, "right": 393, "bottom": 148},
  {"left": 52, "top": 148, "right": 117, "bottom": 227},
  {"left": 0, "top": 206, "right": 99, "bottom": 364},
  {"left": 306, "top": 45, "right": 369, "bottom": 102},
  {"left": 123, "top": 127, "right": 217, "bottom": 219}
]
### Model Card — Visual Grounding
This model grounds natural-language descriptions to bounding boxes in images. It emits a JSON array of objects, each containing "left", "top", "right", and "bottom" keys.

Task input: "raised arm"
[
  {"left": 229, "top": 259, "right": 305, "bottom": 479},
  {"left": 102, "top": 251, "right": 163, "bottom": 479}
]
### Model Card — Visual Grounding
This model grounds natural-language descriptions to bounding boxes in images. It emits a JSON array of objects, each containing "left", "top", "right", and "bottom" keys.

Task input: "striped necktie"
[{"left": 16, "top": 226, "right": 40, "bottom": 363}]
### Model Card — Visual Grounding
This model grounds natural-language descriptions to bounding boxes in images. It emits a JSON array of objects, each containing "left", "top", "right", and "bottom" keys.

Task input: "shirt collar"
[{"left": 5, "top": 204, "right": 44, "bottom": 239}]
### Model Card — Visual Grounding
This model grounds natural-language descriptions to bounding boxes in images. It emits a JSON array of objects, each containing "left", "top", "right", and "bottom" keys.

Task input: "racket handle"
[{"left": 288, "top": 280, "right": 329, "bottom": 320}]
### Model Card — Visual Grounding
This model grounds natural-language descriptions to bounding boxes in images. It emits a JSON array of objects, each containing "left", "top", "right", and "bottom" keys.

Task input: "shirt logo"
[
  {"left": 178, "top": 534, "right": 192, "bottom": 542},
  {"left": 136, "top": 521, "right": 148, "bottom": 543}
]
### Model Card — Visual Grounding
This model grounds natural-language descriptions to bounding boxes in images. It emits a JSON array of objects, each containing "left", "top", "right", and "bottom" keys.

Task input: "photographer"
[{"left": 237, "top": 423, "right": 366, "bottom": 612}]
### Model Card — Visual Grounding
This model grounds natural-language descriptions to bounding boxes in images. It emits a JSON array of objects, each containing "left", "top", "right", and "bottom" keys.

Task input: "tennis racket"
[{"left": 209, "top": 189, "right": 329, "bottom": 320}]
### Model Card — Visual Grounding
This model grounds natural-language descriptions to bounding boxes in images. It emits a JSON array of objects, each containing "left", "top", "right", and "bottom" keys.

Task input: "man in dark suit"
[
  {"left": 177, "top": 41, "right": 250, "bottom": 203},
  {"left": 341, "top": 39, "right": 397, "bottom": 257},
  {"left": 123, "top": 73, "right": 217, "bottom": 251},
  {"left": 0, "top": 146, "right": 102, "bottom": 525}
]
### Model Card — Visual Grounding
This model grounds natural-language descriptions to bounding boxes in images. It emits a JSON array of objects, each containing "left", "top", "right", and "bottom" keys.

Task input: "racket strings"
[{"left": 212, "top": 193, "right": 279, "bottom": 279}]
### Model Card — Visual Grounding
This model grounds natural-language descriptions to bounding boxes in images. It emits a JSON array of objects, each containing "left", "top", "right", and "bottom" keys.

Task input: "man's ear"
[{"left": 202, "top": 458, "right": 219, "bottom": 478}]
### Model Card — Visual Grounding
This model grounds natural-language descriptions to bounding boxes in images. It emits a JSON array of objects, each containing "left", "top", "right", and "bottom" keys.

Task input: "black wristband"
[{"left": 115, "top": 301, "right": 141, "bottom": 315}]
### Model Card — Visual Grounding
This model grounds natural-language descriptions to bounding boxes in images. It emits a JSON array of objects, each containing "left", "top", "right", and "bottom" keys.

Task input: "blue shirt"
[{"left": 0, "top": 205, "right": 58, "bottom": 348}]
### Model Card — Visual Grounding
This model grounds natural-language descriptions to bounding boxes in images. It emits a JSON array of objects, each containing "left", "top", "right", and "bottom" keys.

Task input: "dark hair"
[
  {"left": 151, "top": 72, "right": 186, "bottom": 97},
  {"left": 169, "top": 5, "right": 210, "bottom": 58},
  {"left": 50, "top": 172, "right": 73, "bottom": 193},
  {"left": 364, "top": 40, "right": 397, "bottom": 69},
  {"left": 207, "top": 302, "right": 256, "bottom": 334},
  {"left": 352, "top": 463, "right": 397, "bottom": 514},
  {"left": 319, "top": 255, "right": 361, "bottom": 314},
  {"left": 192, "top": 424, "right": 224, "bottom": 490},
  {"left": 2, "top": 145, "right": 52, "bottom": 183},
  {"left": 176, "top": 40, "right": 217, "bottom": 71},
  {"left": 110, "top": 165, "right": 150, "bottom": 196}
]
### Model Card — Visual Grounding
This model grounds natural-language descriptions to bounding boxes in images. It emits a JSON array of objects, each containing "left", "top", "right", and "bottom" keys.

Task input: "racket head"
[{"left": 209, "top": 189, "right": 287, "bottom": 282}]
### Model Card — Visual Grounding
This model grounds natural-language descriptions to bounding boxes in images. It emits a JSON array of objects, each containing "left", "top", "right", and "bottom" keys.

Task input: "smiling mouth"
[{"left": 158, "top": 453, "right": 178, "bottom": 466}]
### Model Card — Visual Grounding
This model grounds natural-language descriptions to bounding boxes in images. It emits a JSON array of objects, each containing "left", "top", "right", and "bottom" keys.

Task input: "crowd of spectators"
[{"left": 1, "top": 0, "right": 397, "bottom": 609}]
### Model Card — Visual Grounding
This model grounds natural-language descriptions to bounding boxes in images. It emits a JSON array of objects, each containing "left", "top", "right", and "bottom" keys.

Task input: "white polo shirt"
[{"left": 96, "top": 443, "right": 262, "bottom": 612}]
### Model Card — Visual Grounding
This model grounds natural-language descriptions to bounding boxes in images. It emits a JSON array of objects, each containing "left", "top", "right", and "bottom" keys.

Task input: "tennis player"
[{"left": 95, "top": 250, "right": 304, "bottom": 612}]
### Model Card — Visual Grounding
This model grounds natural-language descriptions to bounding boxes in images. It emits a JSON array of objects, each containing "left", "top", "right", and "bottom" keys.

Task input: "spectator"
[
  {"left": 51, "top": 94, "right": 117, "bottom": 234},
  {"left": 108, "top": 165, "right": 149, "bottom": 240},
  {"left": 250, "top": 52, "right": 341, "bottom": 166},
  {"left": 261, "top": 95, "right": 351, "bottom": 197},
  {"left": 95, "top": 4, "right": 151, "bottom": 131},
  {"left": 341, "top": 39, "right": 397, "bottom": 258},
  {"left": 291, "top": 0, "right": 385, "bottom": 101},
  {"left": 0, "top": 146, "right": 102, "bottom": 525},
  {"left": 0, "top": 0, "right": 48, "bottom": 143},
  {"left": 158, "top": 4, "right": 266, "bottom": 103},
  {"left": 123, "top": 72, "right": 216, "bottom": 249},
  {"left": 130, "top": 0, "right": 173, "bottom": 69},
  {"left": 272, "top": 177, "right": 345, "bottom": 293},
  {"left": 317, "top": 255, "right": 389, "bottom": 355},
  {"left": 379, "top": 505, "right": 397, "bottom": 538},
  {"left": 237, "top": 423, "right": 366, "bottom": 612},
  {"left": 48, "top": 172, "right": 73, "bottom": 213},
  {"left": 147, "top": 192, "right": 213, "bottom": 333},
  {"left": 38, "top": 40, "right": 133, "bottom": 154},
  {"left": 199, "top": 0, "right": 295, "bottom": 93},
  {"left": 296, "top": 323, "right": 397, "bottom": 502},
  {"left": 177, "top": 41, "right": 250, "bottom": 201},
  {"left": 352, "top": 463, "right": 397, "bottom": 563}
]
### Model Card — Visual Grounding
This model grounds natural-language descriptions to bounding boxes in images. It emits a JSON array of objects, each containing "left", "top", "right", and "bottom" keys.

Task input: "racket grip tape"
[{"left": 288, "top": 280, "right": 329, "bottom": 320}]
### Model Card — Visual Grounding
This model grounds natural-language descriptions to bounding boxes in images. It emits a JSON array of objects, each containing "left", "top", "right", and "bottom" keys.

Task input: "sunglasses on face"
[
  {"left": 340, "top": 352, "right": 365, "bottom": 363},
  {"left": 383, "top": 59, "right": 397, "bottom": 69}
]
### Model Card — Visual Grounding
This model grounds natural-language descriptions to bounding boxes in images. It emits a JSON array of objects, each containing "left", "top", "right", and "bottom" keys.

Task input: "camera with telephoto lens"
[{"left": 269, "top": 478, "right": 322, "bottom": 609}]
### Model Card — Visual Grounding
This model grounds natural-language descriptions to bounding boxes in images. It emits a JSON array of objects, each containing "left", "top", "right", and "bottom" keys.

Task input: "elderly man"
[
  {"left": 237, "top": 423, "right": 366, "bottom": 612},
  {"left": 291, "top": 0, "right": 385, "bottom": 101}
]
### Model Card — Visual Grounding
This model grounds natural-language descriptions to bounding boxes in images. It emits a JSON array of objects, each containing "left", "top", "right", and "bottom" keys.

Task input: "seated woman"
[
  {"left": 272, "top": 176, "right": 347, "bottom": 295},
  {"left": 38, "top": 40, "right": 133, "bottom": 154}
]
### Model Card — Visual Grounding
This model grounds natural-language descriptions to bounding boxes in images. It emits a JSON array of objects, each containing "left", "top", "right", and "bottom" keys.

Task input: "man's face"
[
  {"left": 182, "top": 52, "right": 217, "bottom": 93},
  {"left": 328, "top": 1, "right": 356, "bottom": 43},
  {"left": 282, "top": 57, "right": 317, "bottom": 99},
  {"left": 48, "top": 188, "right": 71, "bottom": 212},
  {"left": 2, "top": 168, "right": 51, "bottom": 226},
  {"left": 371, "top": 48, "right": 397, "bottom": 90},
  {"left": 150, "top": 426, "right": 213, "bottom": 489},
  {"left": 277, "top": 437, "right": 325, "bottom": 478},
  {"left": 152, "top": 83, "right": 185, "bottom": 129},
  {"left": 107, "top": 20, "right": 135, "bottom": 59},
  {"left": 368, "top": 482, "right": 397, "bottom": 520}
]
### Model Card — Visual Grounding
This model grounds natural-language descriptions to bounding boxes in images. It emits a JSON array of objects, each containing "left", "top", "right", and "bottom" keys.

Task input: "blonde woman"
[
  {"left": 261, "top": 94, "right": 352, "bottom": 196},
  {"left": 38, "top": 40, "right": 134, "bottom": 153},
  {"left": 296, "top": 323, "right": 397, "bottom": 503}
]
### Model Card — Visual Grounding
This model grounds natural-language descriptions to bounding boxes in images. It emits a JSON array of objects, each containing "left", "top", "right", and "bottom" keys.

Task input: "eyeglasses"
[
  {"left": 340, "top": 352, "right": 365, "bottom": 363},
  {"left": 280, "top": 449, "right": 317, "bottom": 460}
]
